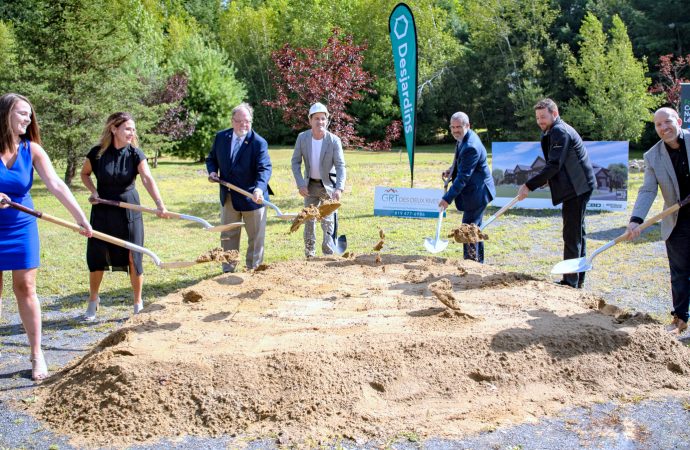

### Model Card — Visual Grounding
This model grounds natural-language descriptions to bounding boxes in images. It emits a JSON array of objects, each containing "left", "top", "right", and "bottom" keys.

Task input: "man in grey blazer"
[
  {"left": 291, "top": 102, "right": 346, "bottom": 257},
  {"left": 627, "top": 107, "right": 690, "bottom": 335}
]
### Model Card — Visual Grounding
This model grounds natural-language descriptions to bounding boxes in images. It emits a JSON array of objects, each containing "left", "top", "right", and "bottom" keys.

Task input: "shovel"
[
  {"left": 93, "top": 198, "right": 244, "bottom": 233},
  {"left": 552, "top": 194, "right": 690, "bottom": 274},
  {"left": 210, "top": 176, "right": 297, "bottom": 220},
  {"left": 424, "top": 209, "right": 449, "bottom": 253},
  {"left": 1, "top": 199, "right": 197, "bottom": 269},
  {"left": 480, "top": 195, "right": 520, "bottom": 231},
  {"left": 328, "top": 209, "right": 347, "bottom": 255}
]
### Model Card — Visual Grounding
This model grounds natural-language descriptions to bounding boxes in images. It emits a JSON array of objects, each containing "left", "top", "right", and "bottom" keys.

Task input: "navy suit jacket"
[
  {"left": 442, "top": 129, "right": 495, "bottom": 212},
  {"left": 205, "top": 128, "right": 272, "bottom": 211}
]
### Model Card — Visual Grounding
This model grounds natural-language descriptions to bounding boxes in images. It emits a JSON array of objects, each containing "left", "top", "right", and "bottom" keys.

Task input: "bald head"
[{"left": 653, "top": 107, "right": 682, "bottom": 146}]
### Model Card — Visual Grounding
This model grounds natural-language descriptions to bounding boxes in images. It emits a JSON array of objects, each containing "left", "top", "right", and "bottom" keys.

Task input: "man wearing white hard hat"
[{"left": 291, "top": 102, "right": 346, "bottom": 257}]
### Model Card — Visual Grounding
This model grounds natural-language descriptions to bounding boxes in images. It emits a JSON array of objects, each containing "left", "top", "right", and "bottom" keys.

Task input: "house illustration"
[{"left": 501, "top": 156, "right": 611, "bottom": 190}]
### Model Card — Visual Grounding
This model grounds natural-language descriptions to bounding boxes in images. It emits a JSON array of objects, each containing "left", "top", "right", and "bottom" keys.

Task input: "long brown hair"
[
  {"left": 0, "top": 93, "right": 42, "bottom": 154},
  {"left": 97, "top": 112, "right": 138, "bottom": 158}
]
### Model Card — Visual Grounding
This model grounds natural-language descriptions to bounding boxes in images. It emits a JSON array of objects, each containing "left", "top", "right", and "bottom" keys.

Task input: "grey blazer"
[
  {"left": 631, "top": 129, "right": 690, "bottom": 240},
  {"left": 291, "top": 130, "right": 346, "bottom": 195}
]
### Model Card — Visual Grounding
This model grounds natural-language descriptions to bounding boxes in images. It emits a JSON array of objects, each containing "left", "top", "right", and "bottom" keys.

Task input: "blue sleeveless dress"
[{"left": 0, "top": 139, "right": 40, "bottom": 270}]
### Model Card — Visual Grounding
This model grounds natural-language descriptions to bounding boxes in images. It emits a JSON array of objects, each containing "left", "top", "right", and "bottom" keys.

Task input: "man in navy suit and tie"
[
  {"left": 439, "top": 111, "right": 496, "bottom": 262},
  {"left": 206, "top": 103, "right": 272, "bottom": 272}
]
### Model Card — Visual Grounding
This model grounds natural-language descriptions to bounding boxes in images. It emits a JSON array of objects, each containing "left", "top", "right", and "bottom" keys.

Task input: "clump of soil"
[
  {"left": 448, "top": 224, "right": 489, "bottom": 244},
  {"left": 181, "top": 290, "right": 203, "bottom": 303},
  {"left": 32, "top": 255, "right": 690, "bottom": 447},
  {"left": 373, "top": 227, "right": 385, "bottom": 252},
  {"left": 289, "top": 199, "right": 342, "bottom": 233},
  {"left": 317, "top": 198, "right": 341, "bottom": 218},
  {"left": 428, "top": 278, "right": 460, "bottom": 310},
  {"left": 195, "top": 248, "right": 239, "bottom": 263}
]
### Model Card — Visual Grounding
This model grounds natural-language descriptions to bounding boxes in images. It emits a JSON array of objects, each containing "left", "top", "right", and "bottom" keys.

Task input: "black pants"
[
  {"left": 666, "top": 215, "right": 690, "bottom": 323},
  {"left": 561, "top": 190, "right": 591, "bottom": 288}
]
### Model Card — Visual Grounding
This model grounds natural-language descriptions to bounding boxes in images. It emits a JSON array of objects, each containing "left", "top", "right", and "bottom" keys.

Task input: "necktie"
[{"left": 231, "top": 137, "right": 241, "bottom": 162}]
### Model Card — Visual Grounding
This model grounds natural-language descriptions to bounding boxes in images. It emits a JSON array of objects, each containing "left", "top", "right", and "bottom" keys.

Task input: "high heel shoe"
[
  {"left": 84, "top": 297, "right": 100, "bottom": 321},
  {"left": 30, "top": 351, "right": 48, "bottom": 381}
]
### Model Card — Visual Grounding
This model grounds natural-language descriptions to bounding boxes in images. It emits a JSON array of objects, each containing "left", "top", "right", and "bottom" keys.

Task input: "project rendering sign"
[
  {"left": 388, "top": 3, "right": 418, "bottom": 186},
  {"left": 681, "top": 83, "right": 690, "bottom": 129},
  {"left": 491, "top": 141, "right": 629, "bottom": 211},
  {"left": 374, "top": 186, "right": 444, "bottom": 218}
]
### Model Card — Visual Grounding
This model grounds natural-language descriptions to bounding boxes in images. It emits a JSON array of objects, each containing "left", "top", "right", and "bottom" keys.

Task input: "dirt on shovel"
[
  {"left": 448, "top": 224, "right": 489, "bottom": 244},
  {"left": 289, "top": 199, "right": 342, "bottom": 233},
  {"left": 195, "top": 248, "right": 239, "bottom": 263}
]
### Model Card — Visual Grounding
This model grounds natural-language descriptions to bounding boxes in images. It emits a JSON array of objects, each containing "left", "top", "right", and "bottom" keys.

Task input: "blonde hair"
[
  {"left": 97, "top": 112, "right": 138, "bottom": 158},
  {"left": 0, "top": 93, "right": 42, "bottom": 154}
]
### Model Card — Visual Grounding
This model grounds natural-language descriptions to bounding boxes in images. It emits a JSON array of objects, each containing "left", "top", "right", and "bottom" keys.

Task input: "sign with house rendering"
[{"left": 491, "top": 141, "right": 629, "bottom": 211}]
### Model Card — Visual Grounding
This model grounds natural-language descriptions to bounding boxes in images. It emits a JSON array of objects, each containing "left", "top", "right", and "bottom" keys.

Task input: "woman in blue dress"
[
  {"left": 0, "top": 93, "right": 92, "bottom": 381},
  {"left": 80, "top": 112, "right": 168, "bottom": 320}
]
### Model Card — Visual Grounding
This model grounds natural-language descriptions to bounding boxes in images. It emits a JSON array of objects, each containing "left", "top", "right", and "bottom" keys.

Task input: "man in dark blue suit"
[
  {"left": 206, "top": 103, "right": 272, "bottom": 272},
  {"left": 439, "top": 112, "right": 496, "bottom": 262}
]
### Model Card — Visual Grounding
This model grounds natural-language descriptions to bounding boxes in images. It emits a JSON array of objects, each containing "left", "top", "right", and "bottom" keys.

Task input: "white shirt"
[{"left": 309, "top": 137, "right": 323, "bottom": 180}]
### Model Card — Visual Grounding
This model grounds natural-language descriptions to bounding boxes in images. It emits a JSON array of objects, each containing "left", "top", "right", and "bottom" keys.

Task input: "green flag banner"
[
  {"left": 389, "top": 3, "right": 418, "bottom": 187},
  {"left": 681, "top": 83, "right": 690, "bottom": 129}
]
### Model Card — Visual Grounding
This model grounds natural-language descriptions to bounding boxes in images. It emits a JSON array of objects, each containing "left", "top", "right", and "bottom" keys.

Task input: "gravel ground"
[{"left": 1, "top": 211, "right": 689, "bottom": 449}]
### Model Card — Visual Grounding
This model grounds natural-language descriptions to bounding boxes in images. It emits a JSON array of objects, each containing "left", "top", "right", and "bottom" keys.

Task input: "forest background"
[{"left": 0, "top": 0, "right": 689, "bottom": 184}]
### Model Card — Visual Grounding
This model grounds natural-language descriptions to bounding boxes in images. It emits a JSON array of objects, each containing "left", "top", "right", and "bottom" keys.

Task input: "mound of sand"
[{"left": 30, "top": 255, "right": 690, "bottom": 446}]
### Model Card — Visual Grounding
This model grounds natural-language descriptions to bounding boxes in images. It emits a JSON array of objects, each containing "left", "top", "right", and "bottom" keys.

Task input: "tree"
[
  {"left": 167, "top": 31, "right": 247, "bottom": 161},
  {"left": 650, "top": 53, "right": 690, "bottom": 108},
  {"left": 143, "top": 72, "right": 197, "bottom": 167},
  {"left": 565, "top": 13, "right": 658, "bottom": 142},
  {"left": 264, "top": 28, "right": 400, "bottom": 150},
  {"left": 4, "top": 0, "right": 166, "bottom": 185}
]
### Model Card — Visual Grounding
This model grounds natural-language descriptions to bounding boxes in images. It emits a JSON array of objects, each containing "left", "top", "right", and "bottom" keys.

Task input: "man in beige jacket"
[{"left": 626, "top": 107, "right": 690, "bottom": 335}]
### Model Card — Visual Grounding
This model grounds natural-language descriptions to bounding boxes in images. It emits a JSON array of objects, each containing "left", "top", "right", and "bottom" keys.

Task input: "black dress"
[{"left": 86, "top": 144, "right": 146, "bottom": 274}]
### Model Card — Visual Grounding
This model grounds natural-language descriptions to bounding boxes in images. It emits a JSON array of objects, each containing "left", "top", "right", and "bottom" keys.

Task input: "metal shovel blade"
[
  {"left": 424, "top": 236, "right": 449, "bottom": 253},
  {"left": 424, "top": 210, "right": 449, "bottom": 254},
  {"left": 551, "top": 257, "right": 593, "bottom": 275}
]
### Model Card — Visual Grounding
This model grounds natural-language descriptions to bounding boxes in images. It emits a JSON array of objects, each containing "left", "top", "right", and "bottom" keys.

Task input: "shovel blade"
[
  {"left": 424, "top": 237, "right": 449, "bottom": 254},
  {"left": 206, "top": 222, "right": 244, "bottom": 232},
  {"left": 551, "top": 257, "right": 592, "bottom": 275}
]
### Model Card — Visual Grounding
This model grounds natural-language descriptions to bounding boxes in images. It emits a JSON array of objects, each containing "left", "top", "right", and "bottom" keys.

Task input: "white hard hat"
[{"left": 308, "top": 102, "right": 329, "bottom": 118}]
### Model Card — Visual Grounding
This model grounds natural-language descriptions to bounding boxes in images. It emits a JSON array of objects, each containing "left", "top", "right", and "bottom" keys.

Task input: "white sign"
[
  {"left": 491, "top": 141, "right": 629, "bottom": 212},
  {"left": 374, "top": 186, "right": 443, "bottom": 218}
]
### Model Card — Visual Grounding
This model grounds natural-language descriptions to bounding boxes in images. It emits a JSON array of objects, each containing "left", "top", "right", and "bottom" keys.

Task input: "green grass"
[{"left": 0, "top": 144, "right": 668, "bottom": 315}]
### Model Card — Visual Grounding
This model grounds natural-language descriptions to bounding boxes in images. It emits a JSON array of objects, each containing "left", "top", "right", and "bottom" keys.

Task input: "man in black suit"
[{"left": 517, "top": 99, "right": 595, "bottom": 288}]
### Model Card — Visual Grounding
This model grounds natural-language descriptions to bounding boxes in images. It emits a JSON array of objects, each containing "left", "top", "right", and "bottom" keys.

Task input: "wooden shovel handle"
[
  {"left": 210, "top": 176, "right": 254, "bottom": 198},
  {"left": 613, "top": 194, "right": 690, "bottom": 244},
  {"left": 1, "top": 198, "right": 150, "bottom": 254},
  {"left": 94, "top": 198, "right": 182, "bottom": 219}
]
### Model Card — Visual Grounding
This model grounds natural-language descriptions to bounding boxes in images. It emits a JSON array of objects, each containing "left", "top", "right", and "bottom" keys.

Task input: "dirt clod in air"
[
  {"left": 182, "top": 290, "right": 203, "bottom": 303},
  {"left": 31, "top": 255, "right": 690, "bottom": 447},
  {"left": 317, "top": 198, "right": 341, "bottom": 218},
  {"left": 373, "top": 227, "right": 385, "bottom": 252},
  {"left": 428, "top": 278, "right": 460, "bottom": 310},
  {"left": 448, "top": 224, "right": 489, "bottom": 244},
  {"left": 289, "top": 199, "right": 342, "bottom": 233},
  {"left": 195, "top": 248, "right": 239, "bottom": 263},
  {"left": 375, "top": 253, "right": 382, "bottom": 264}
]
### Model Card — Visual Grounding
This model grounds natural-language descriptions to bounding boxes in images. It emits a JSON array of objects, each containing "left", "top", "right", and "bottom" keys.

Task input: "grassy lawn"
[{"left": 0, "top": 144, "right": 666, "bottom": 316}]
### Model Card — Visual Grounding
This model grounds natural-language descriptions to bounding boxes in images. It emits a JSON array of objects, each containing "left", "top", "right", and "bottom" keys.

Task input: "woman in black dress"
[{"left": 80, "top": 112, "right": 167, "bottom": 320}]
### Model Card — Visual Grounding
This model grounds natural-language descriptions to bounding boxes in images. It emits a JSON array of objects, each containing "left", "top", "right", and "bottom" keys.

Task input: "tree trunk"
[{"left": 64, "top": 152, "right": 78, "bottom": 188}]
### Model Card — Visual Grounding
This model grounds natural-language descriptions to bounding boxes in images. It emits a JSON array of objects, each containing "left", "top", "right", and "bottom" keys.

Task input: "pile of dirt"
[
  {"left": 30, "top": 255, "right": 690, "bottom": 447},
  {"left": 289, "top": 199, "right": 342, "bottom": 233},
  {"left": 195, "top": 248, "right": 239, "bottom": 264},
  {"left": 448, "top": 224, "right": 489, "bottom": 244}
]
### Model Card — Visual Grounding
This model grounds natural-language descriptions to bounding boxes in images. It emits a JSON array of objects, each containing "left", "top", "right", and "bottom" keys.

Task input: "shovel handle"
[
  {"left": 210, "top": 176, "right": 254, "bottom": 199},
  {"left": 1, "top": 198, "right": 162, "bottom": 265},
  {"left": 94, "top": 198, "right": 182, "bottom": 219},
  {"left": 615, "top": 194, "right": 690, "bottom": 244}
]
